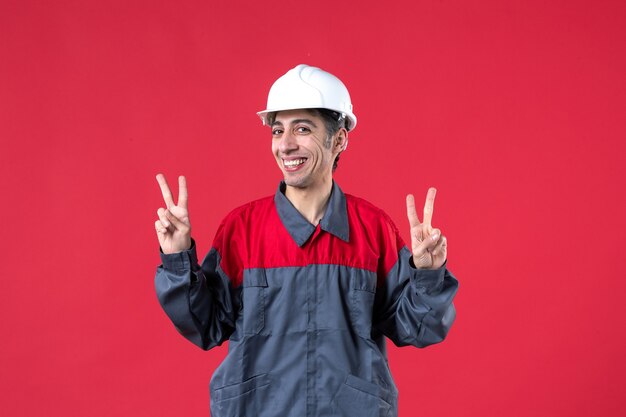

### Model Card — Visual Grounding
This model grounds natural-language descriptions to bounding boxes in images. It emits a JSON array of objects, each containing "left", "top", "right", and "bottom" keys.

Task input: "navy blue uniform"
[{"left": 156, "top": 182, "right": 458, "bottom": 416}]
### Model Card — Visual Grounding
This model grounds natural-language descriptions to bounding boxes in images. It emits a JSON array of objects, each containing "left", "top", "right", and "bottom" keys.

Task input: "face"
[{"left": 271, "top": 109, "right": 342, "bottom": 190}]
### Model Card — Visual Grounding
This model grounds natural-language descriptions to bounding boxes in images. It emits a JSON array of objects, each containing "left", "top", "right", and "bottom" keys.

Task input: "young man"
[{"left": 154, "top": 64, "right": 458, "bottom": 417}]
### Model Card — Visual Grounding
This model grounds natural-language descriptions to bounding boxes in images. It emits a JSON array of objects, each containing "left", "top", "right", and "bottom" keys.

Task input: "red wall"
[{"left": 1, "top": 1, "right": 625, "bottom": 416}]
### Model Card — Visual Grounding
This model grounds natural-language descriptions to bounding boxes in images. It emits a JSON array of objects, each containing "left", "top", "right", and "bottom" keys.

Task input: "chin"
[{"left": 283, "top": 176, "right": 310, "bottom": 189}]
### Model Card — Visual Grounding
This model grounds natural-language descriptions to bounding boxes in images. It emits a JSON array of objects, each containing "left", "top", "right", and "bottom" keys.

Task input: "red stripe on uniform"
[{"left": 213, "top": 195, "right": 404, "bottom": 288}]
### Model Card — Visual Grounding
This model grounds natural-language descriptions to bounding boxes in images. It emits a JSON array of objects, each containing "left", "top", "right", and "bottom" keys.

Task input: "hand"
[
  {"left": 155, "top": 174, "right": 192, "bottom": 254},
  {"left": 406, "top": 188, "right": 447, "bottom": 269}
]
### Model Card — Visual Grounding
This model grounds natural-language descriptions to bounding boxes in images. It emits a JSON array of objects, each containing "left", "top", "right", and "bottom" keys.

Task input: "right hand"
[
  {"left": 406, "top": 188, "right": 447, "bottom": 269},
  {"left": 155, "top": 174, "right": 192, "bottom": 254}
]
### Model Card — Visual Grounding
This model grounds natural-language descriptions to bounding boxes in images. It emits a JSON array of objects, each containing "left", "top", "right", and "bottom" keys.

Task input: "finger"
[
  {"left": 178, "top": 176, "right": 188, "bottom": 209},
  {"left": 431, "top": 235, "right": 447, "bottom": 256},
  {"left": 155, "top": 220, "right": 167, "bottom": 235},
  {"left": 429, "top": 228, "right": 441, "bottom": 244},
  {"left": 164, "top": 209, "right": 189, "bottom": 232},
  {"left": 157, "top": 207, "right": 171, "bottom": 229},
  {"left": 406, "top": 194, "right": 421, "bottom": 228},
  {"left": 423, "top": 187, "right": 436, "bottom": 231},
  {"left": 411, "top": 226, "right": 424, "bottom": 245},
  {"left": 413, "top": 228, "right": 441, "bottom": 257},
  {"left": 156, "top": 174, "right": 175, "bottom": 209}
]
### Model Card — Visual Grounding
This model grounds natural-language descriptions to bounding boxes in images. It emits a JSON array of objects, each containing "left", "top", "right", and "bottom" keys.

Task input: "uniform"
[{"left": 155, "top": 181, "right": 458, "bottom": 417}]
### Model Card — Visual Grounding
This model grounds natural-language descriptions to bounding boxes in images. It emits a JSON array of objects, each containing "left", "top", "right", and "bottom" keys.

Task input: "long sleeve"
[
  {"left": 373, "top": 217, "right": 459, "bottom": 348},
  {"left": 155, "top": 238, "right": 239, "bottom": 350}
]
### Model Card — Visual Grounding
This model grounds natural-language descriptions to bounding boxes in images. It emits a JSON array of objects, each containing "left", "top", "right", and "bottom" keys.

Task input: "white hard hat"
[{"left": 257, "top": 64, "right": 357, "bottom": 131}]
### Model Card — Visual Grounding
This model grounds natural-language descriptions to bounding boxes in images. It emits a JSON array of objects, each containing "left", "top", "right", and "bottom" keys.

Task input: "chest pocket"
[
  {"left": 350, "top": 271, "right": 377, "bottom": 339},
  {"left": 241, "top": 269, "right": 268, "bottom": 335}
]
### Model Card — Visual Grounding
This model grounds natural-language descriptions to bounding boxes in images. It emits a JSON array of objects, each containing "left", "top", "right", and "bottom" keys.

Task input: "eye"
[
  {"left": 296, "top": 126, "right": 311, "bottom": 134},
  {"left": 272, "top": 128, "right": 283, "bottom": 136}
]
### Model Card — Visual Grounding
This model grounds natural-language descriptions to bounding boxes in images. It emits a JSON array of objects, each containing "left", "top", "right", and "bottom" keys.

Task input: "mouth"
[{"left": 282, "top": 158, "right": 307, "bottom": 171}]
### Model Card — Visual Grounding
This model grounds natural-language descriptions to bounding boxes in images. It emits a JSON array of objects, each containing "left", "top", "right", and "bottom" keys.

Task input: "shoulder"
[
  {"left": 345, "top": 193, "right": 396, "bottom": 227},
  {"left": 345, "top": 193, "right": 404, "bottom": 249},
  {"left": 220, "top": 194, "right": 275, "bottom": 225},
  {"left": 212, "top": 195, "right": 275, "bottom": 244}
]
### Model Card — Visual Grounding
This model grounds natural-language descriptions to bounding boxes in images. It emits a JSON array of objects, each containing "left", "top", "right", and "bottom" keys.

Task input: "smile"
[{"left": 283, "top": 158, "right": 307, "bottom": 169}]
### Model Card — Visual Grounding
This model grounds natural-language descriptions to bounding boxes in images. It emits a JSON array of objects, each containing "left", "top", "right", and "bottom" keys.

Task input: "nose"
[{"left": 278, "top": 130, "right": 298, "bottom": 153}]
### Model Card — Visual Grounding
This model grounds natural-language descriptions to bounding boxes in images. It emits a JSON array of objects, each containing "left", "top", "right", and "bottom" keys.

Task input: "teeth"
[{"left": 284, "top": 158, "right": 306, "bottom": 167}]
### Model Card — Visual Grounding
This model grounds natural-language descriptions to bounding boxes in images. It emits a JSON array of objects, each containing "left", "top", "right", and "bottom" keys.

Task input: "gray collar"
[{"left": 274, "top": 181, "right": 350, "bottom": 247}]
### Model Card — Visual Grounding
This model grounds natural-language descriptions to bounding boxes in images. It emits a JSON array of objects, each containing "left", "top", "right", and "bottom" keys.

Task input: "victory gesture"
[
  {"left": 155, "top": 174, "right": 192, "bottom": 254},
  {"left": 406, "top": 188, "right": 447, "bottom": 269}
]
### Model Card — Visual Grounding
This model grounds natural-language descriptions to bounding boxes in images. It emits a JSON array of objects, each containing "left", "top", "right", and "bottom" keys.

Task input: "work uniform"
[{"left": 155, "top": 181, "right": 458, "bottom": 417}]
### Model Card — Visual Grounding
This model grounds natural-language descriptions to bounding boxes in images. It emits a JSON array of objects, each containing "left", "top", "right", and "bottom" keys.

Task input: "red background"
[{"left": 1, "top": 0, "right": 625, "bottom": 416}]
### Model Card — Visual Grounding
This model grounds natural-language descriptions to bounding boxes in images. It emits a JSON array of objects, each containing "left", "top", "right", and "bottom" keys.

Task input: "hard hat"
[{"left": 257, "top": 64, "right": 357, "bottom": 131}]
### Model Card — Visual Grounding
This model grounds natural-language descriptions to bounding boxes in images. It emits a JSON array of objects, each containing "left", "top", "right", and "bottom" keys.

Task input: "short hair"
[
  {"left": 267, "top": 108, "right": 347, "bottom": 172},
  {"left": 310, "top": 109, "right": 346, "bottom": 172}
]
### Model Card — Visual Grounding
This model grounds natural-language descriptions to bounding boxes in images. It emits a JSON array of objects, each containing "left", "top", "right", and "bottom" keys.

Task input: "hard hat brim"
[{"left": 256, "top": 107, "right": 357, "bottom": 132}]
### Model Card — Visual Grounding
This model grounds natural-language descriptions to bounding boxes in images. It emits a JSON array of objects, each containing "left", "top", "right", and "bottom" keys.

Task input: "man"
[{"left": 154, "top": 64, "right": 458, "bottom": 417}]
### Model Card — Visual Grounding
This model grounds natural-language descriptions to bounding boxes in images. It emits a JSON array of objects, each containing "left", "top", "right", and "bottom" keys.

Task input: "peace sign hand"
[
  {"left": 155, "top": 174, "right": 192, "bottom": 254},
  {"left": 406, "top": 187, "right": 447, "bottom": 269}
]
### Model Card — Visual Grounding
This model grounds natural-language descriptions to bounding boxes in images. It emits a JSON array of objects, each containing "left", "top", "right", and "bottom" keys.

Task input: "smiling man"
[{"left": 154, "top": 64, "right": 458, "bottom": 417}]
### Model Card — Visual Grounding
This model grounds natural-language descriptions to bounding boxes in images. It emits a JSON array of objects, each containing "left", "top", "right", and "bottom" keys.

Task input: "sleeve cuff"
[
  {"left": 159, "top": 239, "right": 199, "bottom": 271},
  {"left": 409, "top": 257, "right": 447, "bottom": 294}
]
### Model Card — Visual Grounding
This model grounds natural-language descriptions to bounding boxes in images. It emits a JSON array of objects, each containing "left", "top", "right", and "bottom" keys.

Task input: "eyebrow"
[{"left": 271, "top": 118, "right": 318, "bottom": 128}]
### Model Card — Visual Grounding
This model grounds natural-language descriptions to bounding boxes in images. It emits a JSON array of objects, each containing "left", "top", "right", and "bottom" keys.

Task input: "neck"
[{"left": 285, "top": 177, "right": 333, "bottom": 225}]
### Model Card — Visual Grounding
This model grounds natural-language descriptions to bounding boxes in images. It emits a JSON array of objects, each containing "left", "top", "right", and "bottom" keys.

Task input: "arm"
[
  {"left": 153, "top": 174, "right": 237, "bottom": 350},
  {"left": 155, "top": 240, "right": 237, "bottom": 350},
  {"left": 373, "top": 188, "right": 458, "bottom": 347},
  {"left": 373, "top": 245, "right": 458, "bottom": 347}
]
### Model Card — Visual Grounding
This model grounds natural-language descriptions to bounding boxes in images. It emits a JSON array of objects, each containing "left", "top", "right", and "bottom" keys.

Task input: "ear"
[{"left": 333, "top": 127, "right": 349, "bottom": 153}]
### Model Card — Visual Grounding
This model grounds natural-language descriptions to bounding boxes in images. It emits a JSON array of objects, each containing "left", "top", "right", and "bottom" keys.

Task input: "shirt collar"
[{"left": 274, "top": 181, "right": 350, "bottom": 247}]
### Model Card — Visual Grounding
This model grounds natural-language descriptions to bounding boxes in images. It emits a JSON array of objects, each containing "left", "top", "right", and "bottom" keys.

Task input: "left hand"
[{"left": 406, "top": 188, "right": 447, "bottom": 269}]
